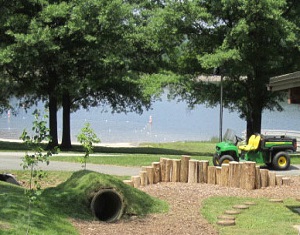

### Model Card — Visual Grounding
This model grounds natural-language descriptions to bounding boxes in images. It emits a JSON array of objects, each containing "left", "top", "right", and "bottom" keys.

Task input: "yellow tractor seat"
[{"left": 239, "top": 135, "right": 261, "bottom": 151}]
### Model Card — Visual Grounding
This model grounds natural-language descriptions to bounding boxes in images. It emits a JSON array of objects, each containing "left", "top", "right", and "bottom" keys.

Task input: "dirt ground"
[{"left": 72, "top": 176, "right": 300, "bottom": 235}]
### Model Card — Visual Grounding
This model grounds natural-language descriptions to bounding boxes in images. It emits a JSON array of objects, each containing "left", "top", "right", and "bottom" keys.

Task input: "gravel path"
[{"left": 73, "top": 177, "right": 300, "bottom": 235}]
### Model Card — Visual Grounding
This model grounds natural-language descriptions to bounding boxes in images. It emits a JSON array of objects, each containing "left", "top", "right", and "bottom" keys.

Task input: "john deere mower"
[{"left": 213, "top": 129, "right": 297, "bottom": 170}]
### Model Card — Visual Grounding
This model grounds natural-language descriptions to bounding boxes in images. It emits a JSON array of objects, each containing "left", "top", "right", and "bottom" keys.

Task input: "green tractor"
[{"left": 213, "top": 129, "right": 297, "bottom": 170}]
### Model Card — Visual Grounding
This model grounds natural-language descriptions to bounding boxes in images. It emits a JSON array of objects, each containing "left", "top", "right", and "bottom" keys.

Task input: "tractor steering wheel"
[{"left": 235, "top": 135, "right": 243, "bottom": 145}]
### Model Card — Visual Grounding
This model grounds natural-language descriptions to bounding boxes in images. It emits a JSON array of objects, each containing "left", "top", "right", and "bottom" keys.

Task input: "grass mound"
[
  {"left": 44, "top": 170, "right": 168, "bottom": 219},
  {"left": 0, "top": 170, "right": 168, "bottom": 234}
]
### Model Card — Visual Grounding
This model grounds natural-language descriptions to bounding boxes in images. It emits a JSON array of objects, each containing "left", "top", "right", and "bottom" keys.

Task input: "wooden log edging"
[{"left": 124, "top": 157, "right": 291, "bottom": 190}]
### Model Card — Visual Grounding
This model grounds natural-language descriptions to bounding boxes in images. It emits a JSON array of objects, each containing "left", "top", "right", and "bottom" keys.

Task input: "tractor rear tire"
[
  {"left": 272, "top": 152, "right": 290, "bottom": 171},
  {"left": 219, "top": 155, "right": 234, "bottom": 165}
]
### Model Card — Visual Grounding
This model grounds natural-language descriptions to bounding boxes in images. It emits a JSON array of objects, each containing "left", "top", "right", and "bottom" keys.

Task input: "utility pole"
[{"left": 219, "top": 74, "right": 223, "bottom": 142}]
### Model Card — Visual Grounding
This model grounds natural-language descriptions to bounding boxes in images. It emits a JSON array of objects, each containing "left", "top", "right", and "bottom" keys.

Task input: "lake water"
[{"left": 1, "top": 93, "right": 300, "bottom": 144}]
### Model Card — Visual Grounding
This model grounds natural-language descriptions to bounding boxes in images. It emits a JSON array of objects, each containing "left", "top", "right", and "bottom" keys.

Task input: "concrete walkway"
[
  {"left": 0, "top": 151, "right": 299, "bottom": 176},
  {"left": 0, "top": 152, "right": 140, "bottom": 176}
]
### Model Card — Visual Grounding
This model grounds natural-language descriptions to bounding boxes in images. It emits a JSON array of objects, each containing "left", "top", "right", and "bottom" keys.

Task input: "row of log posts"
[{"left": 124, "top": 156, "right": 291, "bottom": 190}]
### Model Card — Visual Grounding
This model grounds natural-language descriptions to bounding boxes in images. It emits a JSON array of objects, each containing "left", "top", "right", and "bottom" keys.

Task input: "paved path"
[
  {"left": 0, "top": 152, "right": 140, "bottom": 176},
  {"left": 0, "top": 152, "right": 299, "bottom": 176}
]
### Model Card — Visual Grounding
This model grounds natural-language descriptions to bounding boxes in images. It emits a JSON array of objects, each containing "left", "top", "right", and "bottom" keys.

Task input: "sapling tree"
[
  {"left": 77, "top": 123, "right": 100, "bottom": 170},
  {"left": 20, "top": 109, "right": 53, "bottom": 234}
]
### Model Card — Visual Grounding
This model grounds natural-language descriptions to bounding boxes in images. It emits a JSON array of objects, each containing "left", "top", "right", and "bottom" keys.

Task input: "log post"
[
  {"left": 152, "top": 162, "right": 161, "bottom": 184},
  {"left": 140, "top": 171, "right": 147, "bottom": 186},
  {"left": 123, "top": 180, "right": 134, "bottom": 187},
  {"left": 208, "top": 166, "right": 216, "bottom": 184},
  {"left": 276, "top": 175, "right": 283, "bottom": 186},
  {"left": 240, "top": 162, "right": 256, "bottom": 190},
  {"left": 199, "top": 160, "right": 209, "bottom": 183},
  {"left": 145, "top": 166, "right": 155, "bottom": 185},
  {"left": 166, "top": 159, "right": 173, "bottom": 182},
  {"left": 131, "top": 176, "right": 141, "bottom": 188},
  {"left": 180, "top": 155, "right": 191, "bottom": 183},
  {"left": 216, "top": 166, "right": 222, "bottom": 185},
  {"left": 188, "top": 160, "right": 199, "bottom": 183},
  {"left": 160, "top": 158, "right": 168, "bottom": 182},
  {"left": 220, "top": 164, "right": 229, "bottom": 187},
  {"left": 255, "top": 166, "right": 261, "bottom": 189},
  {"left": 268, "top": 171, "right": 276, "bottom": 187},
  {"left": 260, "top": 169, "right": 269, "bottom": 188},
  {"left": 172, "top": 159, "right": 181, "bottom": 182},
  {"left": 282, "top": 177, "right": 291, "bottom": 185},
  {"left": 228, "top": 161, "right": 240, "bottom": 188}
]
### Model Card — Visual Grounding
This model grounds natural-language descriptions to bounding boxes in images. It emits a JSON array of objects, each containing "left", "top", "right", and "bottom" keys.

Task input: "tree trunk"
[
  {"left": 47, "top": 94, "right": 58, "bottom": 148},
  {"left": 61, "top": 91, "right": 72, "bottom": 149},
  {"left": 246, "top": 105, "right": 262, "bottom": 140}
]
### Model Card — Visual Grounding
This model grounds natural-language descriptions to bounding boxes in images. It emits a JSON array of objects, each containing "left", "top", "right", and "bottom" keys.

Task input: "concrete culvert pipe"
[{"left": 90, "top": 188, "right": 124, "bottom": 223}]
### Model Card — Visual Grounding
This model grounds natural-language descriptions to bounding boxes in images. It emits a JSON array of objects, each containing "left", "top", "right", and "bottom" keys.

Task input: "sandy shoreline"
[{"left": 0, "top": 138, "right": 138, "bottom": 148}]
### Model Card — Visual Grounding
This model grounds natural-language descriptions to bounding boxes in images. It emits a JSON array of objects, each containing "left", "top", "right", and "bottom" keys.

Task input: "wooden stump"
[
  {"left": 217, "top": 220, "right": 236, "bottom": 226},
  {"left": 240, "top": 162, "right": 256, "bottom": 190},
  {"left": 255, "top": 166, "right": 261, "bottom": 189},
  {"left": 268, "top": 171, "right": 276, "bottom": 187},
  {"left": 165, "top": 159, "right": 173, "bottom": 182},
  {"left": 229, "top": 161, "right": 240, "bottom": 188},
  {"left": 282, "top": 177, "right": 291, "bottom": 186},
  {"left": 131, "top": 176, "right": 141, "bottom": 188},
  {"left": 199, "top": 160, "right": 209, "bottom": 183},
  {"left": 145, "top": 166, "right": 155, "bottom": 184},
  {"left": 140, "top": 171, "right": 147, "bottom": 186},
  {"left": 188, "top": 160, "right": 199, "bottom": 183},
  {"left": 216, "top": 167, "right": 222, "bottom": 185},
  {"left": 220, "top": 164, "right": 229, "bottom": 187},
  {"left": 260, "top": 169, "right": 269, "bottom": 187},
  {"left": 180, "top": 155, "right": 191, "bottom": 183},
  {"left": 172, "top": 159, "right": 181, "bottom": 182},
  {"left": 152, "top": 162, "right": 161, "bottom": 184},
  {"left": 232, "top": 205, "right": 249, "bottom": 210},
  {"left": 123, "top": 180, "right": 133, "bottom": 187},
  {"left": 276, "top": 175, "right": 283, "bottom": 186},
  {"left": 207, "top": 166, "right": 216, "bottom": 185},
  {"left": 160, "top": 158, "right": 168, "bottom": 182},
  {"left": 217, "top": 215, "right": 235, "bottom": 220},
  {"left": 269, "top": 199, "right": 284, "bottom": 203}
]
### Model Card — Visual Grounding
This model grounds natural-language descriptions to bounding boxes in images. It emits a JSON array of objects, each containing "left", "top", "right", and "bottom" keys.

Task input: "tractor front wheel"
[
  {"left": 219, "top": 155, "right": 234, "bottom": 166},
  {"left": 272, "top": 152, "right": 290, "bottom": 170},
  {"left": 213, "top": 154, "right": 220, "bottom": 166}
]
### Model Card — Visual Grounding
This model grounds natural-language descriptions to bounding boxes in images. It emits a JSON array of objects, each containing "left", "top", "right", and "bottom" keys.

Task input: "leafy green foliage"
[
  {"left": 0, "top": 0, "right": 170, "bottom": 147},
  {"left": 76, "top": 123, "right": 100, "bottom": 169},
  {"left": 157, "top": 0, "right": 300, "bottom": 138},
  {"left": 20, "top": 110, "right": 54, "bottom": 234}
]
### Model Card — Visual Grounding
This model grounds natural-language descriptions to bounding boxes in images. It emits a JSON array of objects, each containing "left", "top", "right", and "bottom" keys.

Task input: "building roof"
[{"left": 268, "top": 71, "right": 300, "bottom": 91}]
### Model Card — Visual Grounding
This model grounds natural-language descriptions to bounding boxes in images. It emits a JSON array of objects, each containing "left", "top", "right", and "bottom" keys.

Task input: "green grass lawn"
[
  {"left": 50, "top": 154, "right": 213, "bottom": 166},
  {"left": 48, "top": 141, "right": 300, "bottom": 166},
  {"left": 201, "top": 196, "right": 300, "bottom": 235}
]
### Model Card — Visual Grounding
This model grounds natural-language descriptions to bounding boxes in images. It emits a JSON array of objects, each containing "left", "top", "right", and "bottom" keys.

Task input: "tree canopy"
[
  {"left": 0, "top": 0, "right": 168, "bottom": 148},
  {"left": 155, "top": 0, "right": 300, "bottom": 138}
]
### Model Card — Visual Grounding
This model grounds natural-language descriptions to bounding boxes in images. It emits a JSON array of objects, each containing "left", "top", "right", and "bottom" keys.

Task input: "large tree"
[
  {"left": 155, "top": 0, "right": 300, "bottom": 139},
  {"left": 0, "top": 0, "right": 165, "bottom": 148}
]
